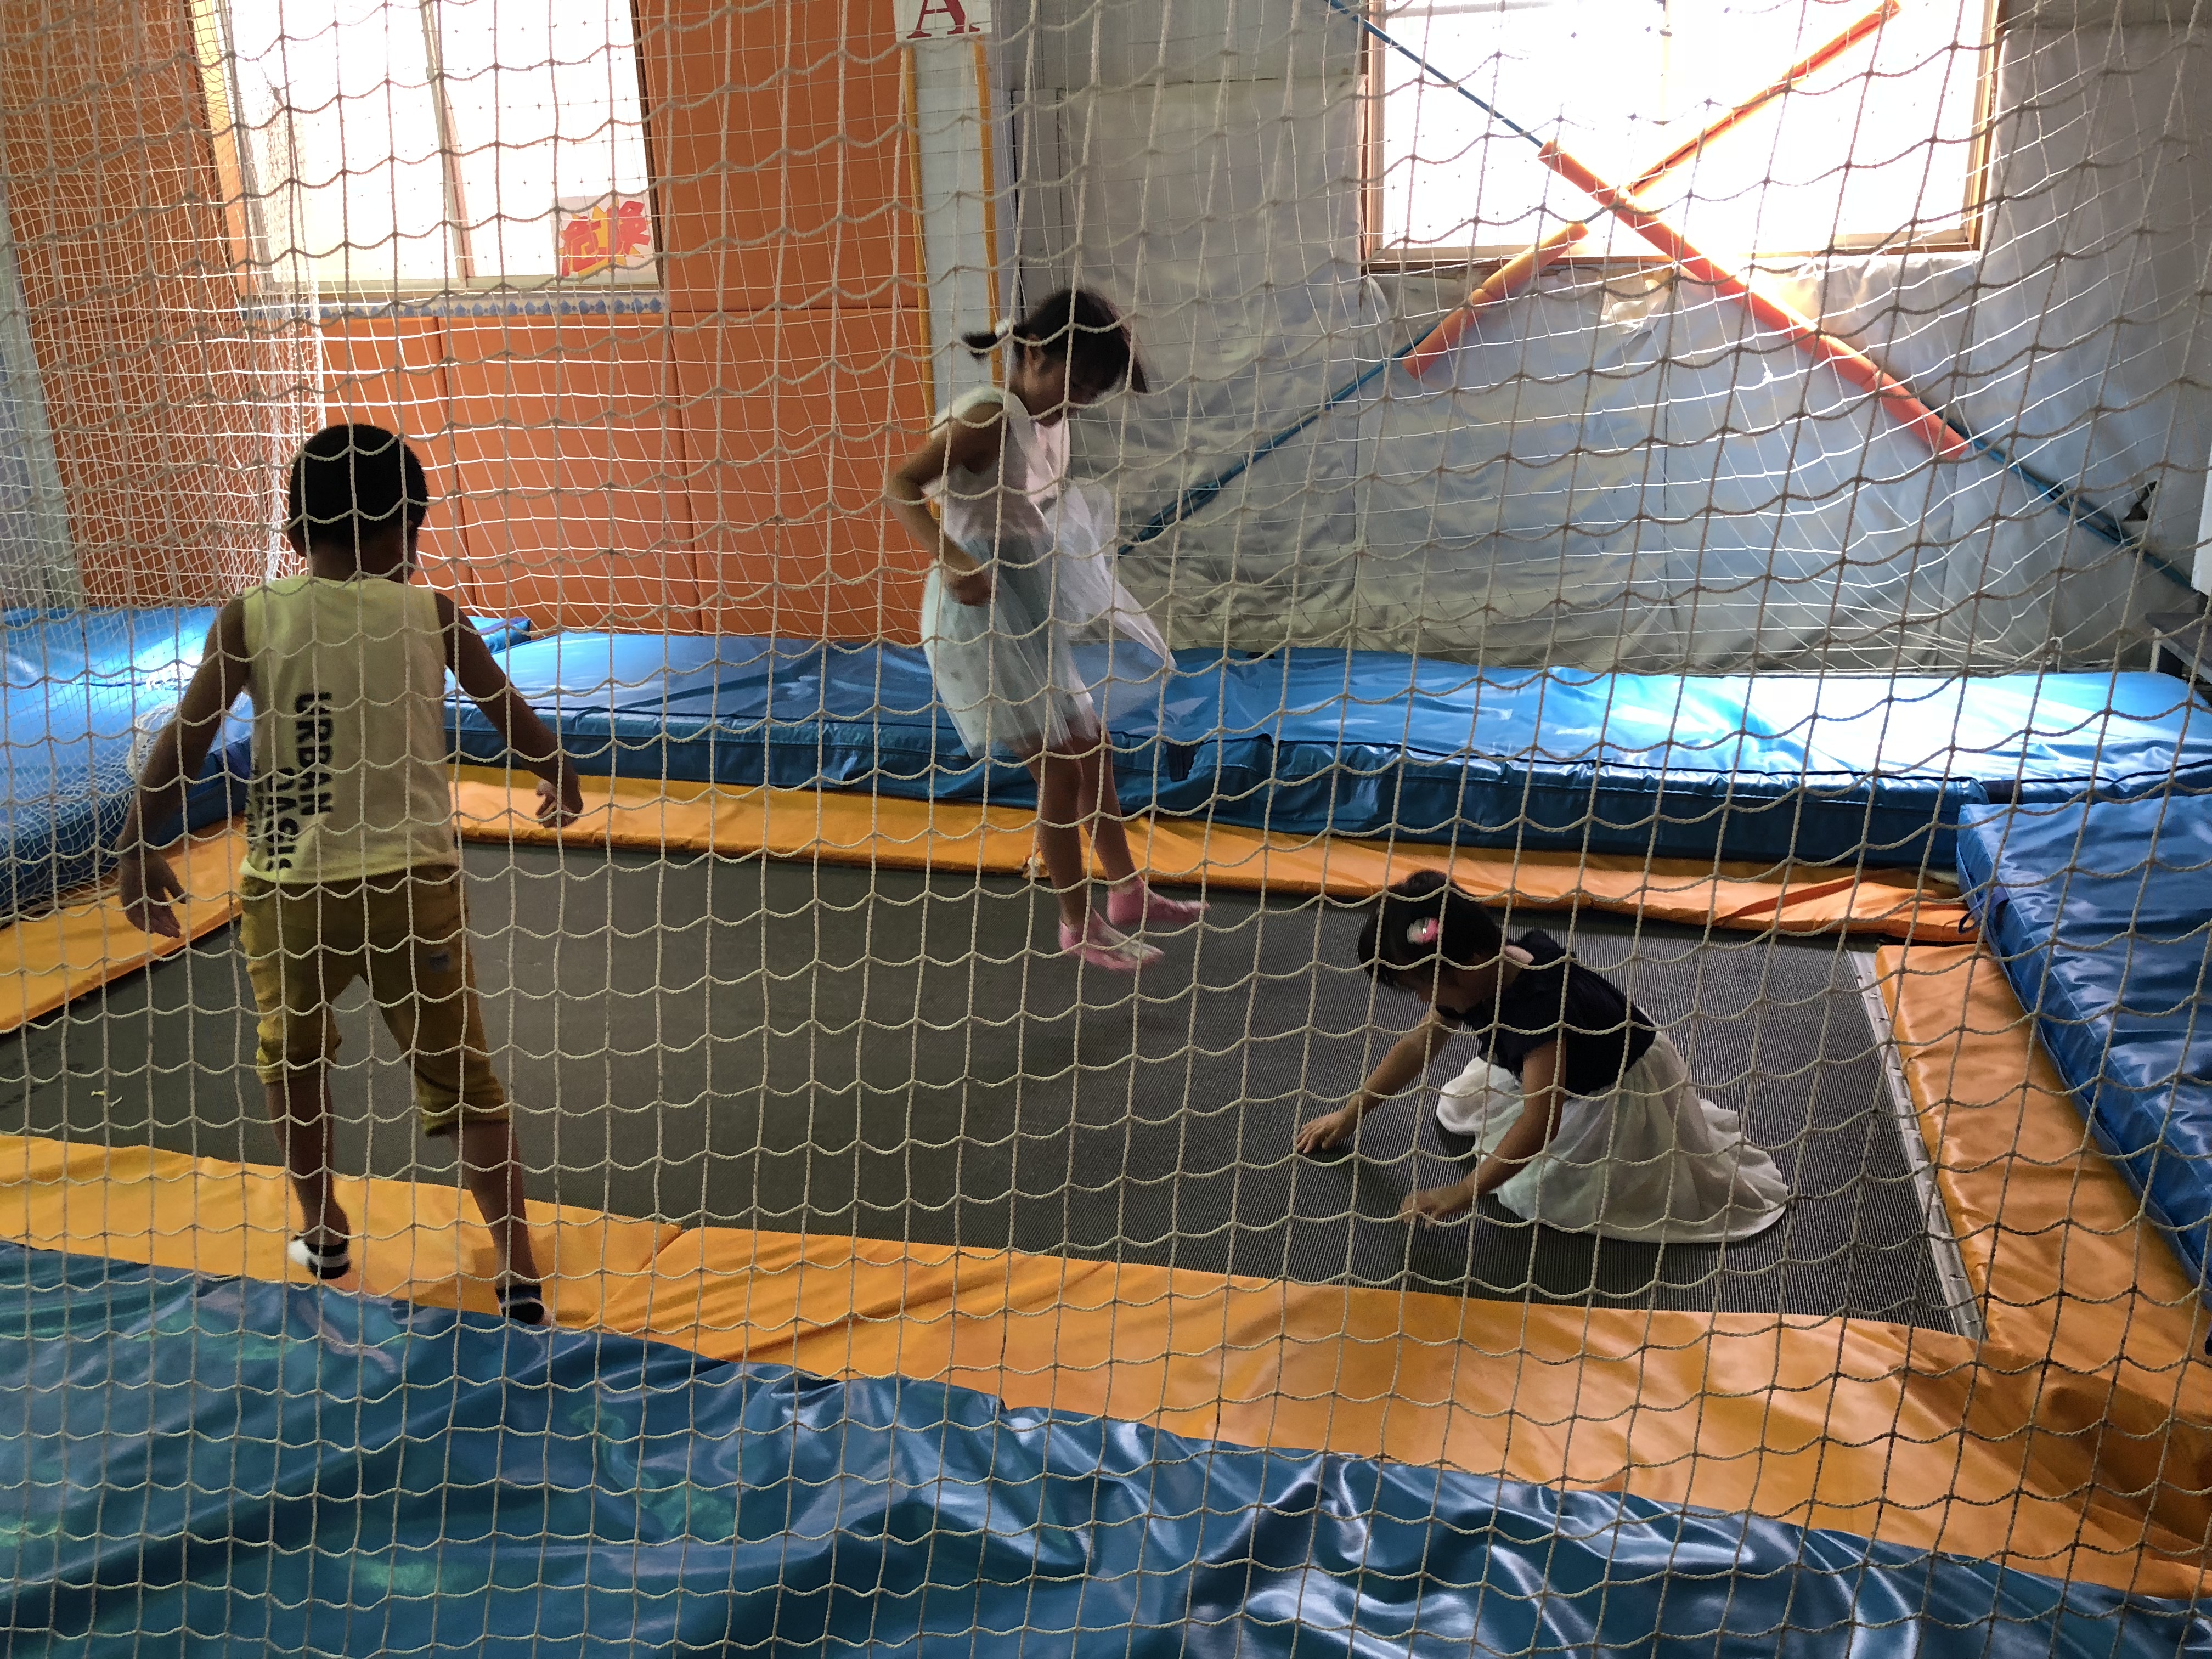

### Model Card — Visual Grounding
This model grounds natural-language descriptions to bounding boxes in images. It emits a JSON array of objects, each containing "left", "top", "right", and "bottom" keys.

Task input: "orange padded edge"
[
  {"left": 1878, "top": 943, "right": 2212, "bottom": 1417},
  {"left": 0, "top": 825, "right": 245, "bottom": 1034},
  {"left": 449, "top": 767, "right": 1976, "bottom": 941},
  {"left": 0, "top": 1127, "right": 2203, "bottom": 1598},
  {"left": 0, "top": 776, "right": 1972, "bottom": 1042},
  {"left": 0, "top": 1137, "right": 681, "bottom": 1336}
]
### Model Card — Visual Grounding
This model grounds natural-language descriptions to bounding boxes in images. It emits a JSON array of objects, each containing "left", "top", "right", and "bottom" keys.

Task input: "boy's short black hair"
[
  {"left": 285, "top": 423, "right": 430, "bottom": 554},
  {"left": 1356, "top": 870, "right": 1508, "bottom": 988}
]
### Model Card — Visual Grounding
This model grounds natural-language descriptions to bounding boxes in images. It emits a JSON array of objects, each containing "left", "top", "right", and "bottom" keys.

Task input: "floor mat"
[{"left": 0, "top": 844, "right": 1955, "bottom": 1325}]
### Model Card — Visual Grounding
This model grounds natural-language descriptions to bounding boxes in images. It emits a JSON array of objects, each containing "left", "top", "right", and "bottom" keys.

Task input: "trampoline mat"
[{"left": 0, "top": 845, "right": 1959, "bottom": 1327}]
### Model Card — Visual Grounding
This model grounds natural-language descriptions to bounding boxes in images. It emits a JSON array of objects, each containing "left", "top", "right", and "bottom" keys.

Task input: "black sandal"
[
  {"left": 496, "top": 1278, "right": 546, "bottom": 1327},
  {"left": 286, "top": 1235, "right": 352, "bottom": 1281}
]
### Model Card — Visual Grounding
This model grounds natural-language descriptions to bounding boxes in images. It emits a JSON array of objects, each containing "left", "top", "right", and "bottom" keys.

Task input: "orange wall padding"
[
  {"left": 3, "top": 0, "right": 937, "bottom": 635},
  {"left": 629, "top": 0, "right": 928, "bottom": 634},
  {"left": 419, "top": 305, "right": 935, "bottom": 637},
  {"left": 0, "top": 0, "right": 283, "bottom": 605},
  {"left": 441, "top": 316, "right": 705, "bottom": 631},
  {"left": 321, "top": 317, "right": 472, "bottom": 601},
  {"left": 335, "top": 305, "right": 939, "bottom": 640},
  {"left": 673, "top": 305, "right": 937, "bottom": 641},
  {"left": 634, "top": 0, "right": 909, "bottom": 317}
]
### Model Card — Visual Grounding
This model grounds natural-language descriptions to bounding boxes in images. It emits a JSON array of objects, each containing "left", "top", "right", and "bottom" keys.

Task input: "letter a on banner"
[{"left": 896, "top": 0, "right": 989, "bottom": 42}]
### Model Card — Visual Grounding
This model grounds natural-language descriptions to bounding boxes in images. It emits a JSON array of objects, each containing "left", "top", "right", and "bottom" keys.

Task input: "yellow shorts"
[{"left": 238, "top": 865, "right": 508, "bottom": 1137}]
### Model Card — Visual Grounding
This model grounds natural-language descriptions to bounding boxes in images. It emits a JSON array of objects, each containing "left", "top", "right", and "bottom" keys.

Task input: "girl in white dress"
[
  {"left": 1296, "top": 872, "right": 1790, "bottom": 1242},
  {"left": 886, "top": 289, "right": 1204, "bottom": 971}
]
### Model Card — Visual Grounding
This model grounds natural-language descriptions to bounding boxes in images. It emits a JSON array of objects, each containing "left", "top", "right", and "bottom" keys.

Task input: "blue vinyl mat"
[
  {"left": 454, "top": 633, "right": 2212, "bottom": 870},
  {"left": 5, "top": 613, "right": 2209, "bottom": 922},
  {"left": 0, "top": 607, "right": 528, "bottom": 918},
  {"left": 0, "top": 1242, "right": 2197, "bottom": 1658},
  {"left": 0, "top": 606, "right": 233, "bottom": 916},
  {"left": 1958, "top": 793, "right": 2212, "bottom": 1297}
]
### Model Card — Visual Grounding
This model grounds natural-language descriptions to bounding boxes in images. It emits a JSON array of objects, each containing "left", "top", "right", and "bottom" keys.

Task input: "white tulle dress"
[
  {"left": 920, "top": 385, "right": 1169, "bottom": 760},
  {"left": 1435, "top": 1034, "right": 1790, "bottom": 1244}
]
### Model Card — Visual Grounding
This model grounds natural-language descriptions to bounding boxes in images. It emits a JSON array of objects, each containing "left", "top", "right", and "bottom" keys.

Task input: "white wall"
[{"left": 995, "top": 1, "right": 2212, "bottom": 671}]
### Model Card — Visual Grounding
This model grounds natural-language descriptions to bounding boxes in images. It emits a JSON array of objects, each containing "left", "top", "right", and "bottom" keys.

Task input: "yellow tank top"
[{"left": 238, "top": 574, "right": 458, "bottom": 884}]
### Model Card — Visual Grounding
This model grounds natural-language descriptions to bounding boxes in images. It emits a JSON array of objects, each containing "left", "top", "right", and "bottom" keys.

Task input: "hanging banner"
[
  {"left": 895, "top": 0, "right": 988, "bottom": 43},
  {"left": 554, "top": 196, "right": 654, "bottom": 279}
]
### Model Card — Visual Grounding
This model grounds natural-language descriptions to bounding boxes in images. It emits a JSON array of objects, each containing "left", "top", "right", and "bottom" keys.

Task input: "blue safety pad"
[
  {"left": 1957, "top": 794, "right": 2212, "bottom": 1295},
  {"left": 1, "top": 606, "right": 529, "bottom": 918},
  {"left": 0, "top": 1242, "right": 2197, "bottom": 1657},
  {"left": 457, "top": 635, "right": 2212, "bottom": 869},
  {"left": 1, "top": 606, "right": 230, "bottom": 916}
]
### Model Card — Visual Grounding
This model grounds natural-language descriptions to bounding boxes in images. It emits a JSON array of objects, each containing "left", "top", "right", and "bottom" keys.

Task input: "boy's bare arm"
[
  {"left": 439, "top": 598, "right": 582, "bottom": 820},
  {"left": 116, "top": 602, "right": 250, "bottom": 936}
]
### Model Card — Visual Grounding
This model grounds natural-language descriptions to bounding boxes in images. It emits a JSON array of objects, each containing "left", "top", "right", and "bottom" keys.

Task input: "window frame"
[
  {"left": 190, "top": 0, "right": 665, "bottom": 301},
  {"left": 1357, "top": 0, "right": 2004, "bottom": 274}
]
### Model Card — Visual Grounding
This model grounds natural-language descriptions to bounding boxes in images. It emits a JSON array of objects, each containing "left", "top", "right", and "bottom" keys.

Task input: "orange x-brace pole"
[
  {"left": 1536, "top": 138, "right": 1971, "bottom": 458},
  {"left": 1403, "top": 0, "right": 1901, "bottom": 380}
]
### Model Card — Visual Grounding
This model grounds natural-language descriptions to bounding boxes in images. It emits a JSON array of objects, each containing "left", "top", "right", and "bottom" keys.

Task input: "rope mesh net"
[{"left": 0, "top": 0, "right": 2207, "bottom": 1647}]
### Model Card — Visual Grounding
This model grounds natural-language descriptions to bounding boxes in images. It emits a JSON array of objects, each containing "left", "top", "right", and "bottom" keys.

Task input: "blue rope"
[
  {"left": 1125, "top": 0, "right": 2174, "bottom": 584},
  {"left": 1125, "top": 347, "right": 1412, "bottom": 549},
  {"left": 1951, "top": 420, "right": 2177, "bottom": 575},
  {"left": 1319, "top": 0, "right": 1540, "bottom": 144}
]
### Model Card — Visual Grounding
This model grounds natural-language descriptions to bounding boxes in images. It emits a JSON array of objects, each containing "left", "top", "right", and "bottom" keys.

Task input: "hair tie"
[{"left": 1407, "top": 917, "right": 1441, "bottom": 946}]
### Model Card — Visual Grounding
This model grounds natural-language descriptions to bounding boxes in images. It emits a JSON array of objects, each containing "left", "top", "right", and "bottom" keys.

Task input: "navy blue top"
[{"left": 1448, "top": 929, "right": 1657, "bottom": 1097}]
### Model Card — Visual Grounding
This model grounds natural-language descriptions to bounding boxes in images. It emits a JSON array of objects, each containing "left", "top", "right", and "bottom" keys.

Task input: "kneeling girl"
[{"left": 1297, "top": 872, "right": 1790, "bottom": 1241}]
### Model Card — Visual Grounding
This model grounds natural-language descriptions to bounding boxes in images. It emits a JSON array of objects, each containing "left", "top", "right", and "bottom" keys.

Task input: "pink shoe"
[
  {"left": 1058, "top": 915, "right": 1162, "bottom": 971},
  {"left": 1107, "top": 879, "right": 1209, "bottom": 932}
]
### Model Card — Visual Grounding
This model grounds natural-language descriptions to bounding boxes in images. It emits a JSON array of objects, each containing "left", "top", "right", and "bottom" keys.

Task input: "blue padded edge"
[
  {"left": 0, "top": 1240, "right": 2198, "bottom": 1658},
  {"left": 454, "top": 636, "right": 2212, "bottom": 871},
  {"left": 1957, "top": 794, "right": 2212, "bottom": 1296},
  {"left": 0, "top": 607, "right": 528, "bottom": 919},
  {"left": 12, "top": 616, "right": 2207, "bottom": 917}
]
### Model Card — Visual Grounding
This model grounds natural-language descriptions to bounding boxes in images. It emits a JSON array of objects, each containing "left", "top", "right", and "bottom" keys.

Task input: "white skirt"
[
  {"left": 921, "top": 556, "right": 1094, "bottom": 760},
  {"left": 920, "top": 481, "right": 1169, "bottom": 762},
  {"left": 1435, "top": 1033, "right": 1790, "bottom": 1244}
]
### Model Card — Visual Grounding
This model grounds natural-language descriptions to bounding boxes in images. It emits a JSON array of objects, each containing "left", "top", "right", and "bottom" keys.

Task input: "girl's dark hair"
[
  {"left": 286, "top": 422, "right": 430, "bottom": 552},
  {"left": 961, "top": 287, "right": 1149, "bottom": 396},
  {"left": 1356, "top": 871, "right": 1507, "bottom": 988}
]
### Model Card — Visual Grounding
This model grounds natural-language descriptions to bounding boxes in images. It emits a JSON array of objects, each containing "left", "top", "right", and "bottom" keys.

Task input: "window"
[
  {"left": 1368, "top": 0, "right": 1993, "bottom": 263},
  {"left": 194, "top": 0, "right": 655, "bottom": 293}
]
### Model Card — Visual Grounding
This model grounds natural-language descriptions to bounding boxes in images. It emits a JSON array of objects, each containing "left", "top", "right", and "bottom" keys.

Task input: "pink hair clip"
[{"left": 1407, "top": 917, "right": 1441, "bottom": 946}]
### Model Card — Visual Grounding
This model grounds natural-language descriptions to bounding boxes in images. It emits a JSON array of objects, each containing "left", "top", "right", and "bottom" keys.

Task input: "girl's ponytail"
[{"left": 963, "top": 288, "right": 1148, "bottom": 396}]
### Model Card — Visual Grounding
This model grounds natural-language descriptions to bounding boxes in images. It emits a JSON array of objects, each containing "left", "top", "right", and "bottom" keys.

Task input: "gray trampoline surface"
[{"left": 0, "top": 843, "right": 1961, "bottom": 1329}]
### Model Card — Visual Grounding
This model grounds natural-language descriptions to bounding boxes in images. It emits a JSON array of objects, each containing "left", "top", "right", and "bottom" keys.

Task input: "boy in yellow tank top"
[{"left": 115, "top": 423, "right": 583, "bottom": 1325}]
